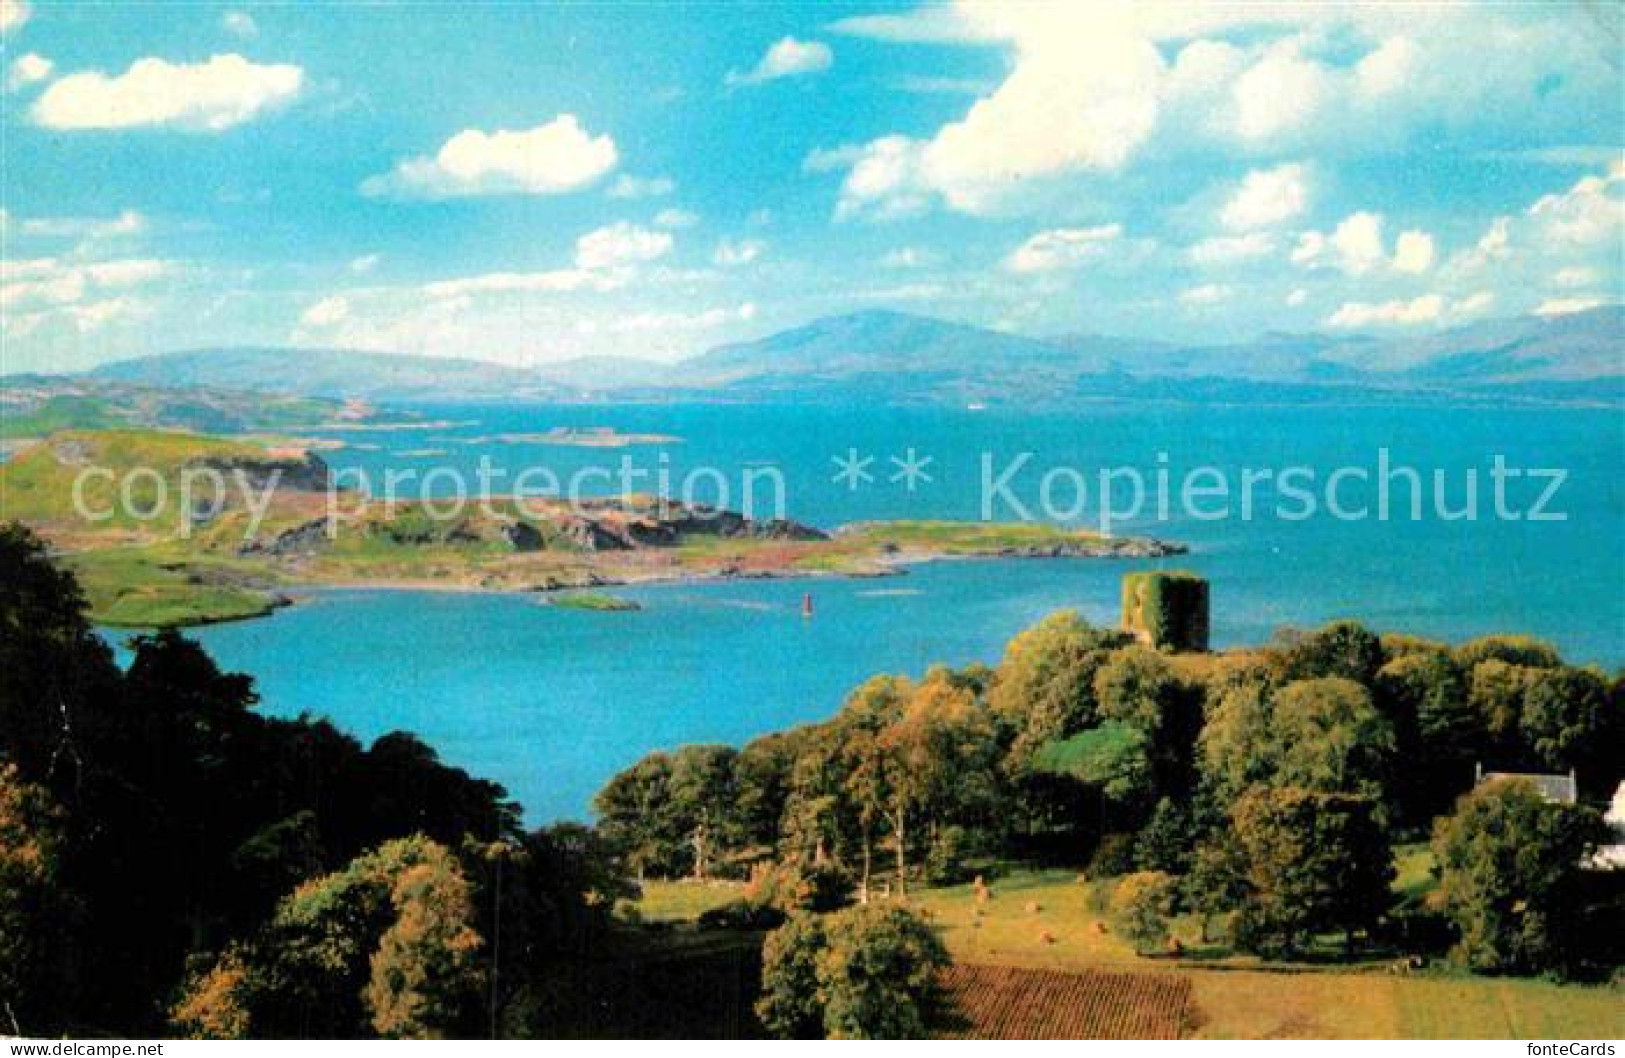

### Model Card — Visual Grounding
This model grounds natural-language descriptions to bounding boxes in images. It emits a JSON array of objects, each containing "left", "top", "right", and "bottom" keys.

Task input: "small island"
[
  {"left": 0, "top": 429, "right": 1184, "bottom": 627},
  {"left": 546, "top": 591, "right": 642, "bottom": 612}
]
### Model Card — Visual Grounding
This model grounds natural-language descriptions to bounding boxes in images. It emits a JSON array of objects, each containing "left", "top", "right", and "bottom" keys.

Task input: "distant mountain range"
[{"left": 82, "top": 306, "right": 1624, "bottom": 407}]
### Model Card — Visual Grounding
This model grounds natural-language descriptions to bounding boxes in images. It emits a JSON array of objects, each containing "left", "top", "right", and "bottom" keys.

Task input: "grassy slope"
[{"left": 634, "top": 865, "right": 1622, "bottom": 1040}]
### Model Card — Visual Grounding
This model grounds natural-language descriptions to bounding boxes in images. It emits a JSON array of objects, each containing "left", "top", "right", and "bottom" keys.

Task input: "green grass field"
[{"left": 632, "top": 864, "right": 1622, "bottom": 1039}]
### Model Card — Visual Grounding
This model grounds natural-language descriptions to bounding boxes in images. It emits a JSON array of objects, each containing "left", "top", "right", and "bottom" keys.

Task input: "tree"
[
  {"left": 177, "top": 835, "right": 485, "bottom": 1038},
  {"left": 1229, "top": 787, "right": 1393, "bottom": 955},
  {"left": 1279, "top": 620, "right": 1384, "bottom": 686},
  {"left": 1519, "top": 666, "right": 1617, "bottom": 787},
  {"left": 816, "top": 906, "right": 948, "bottom": 1040},
  {"left": 1270, "top": 678, "right": 1395, "bottom": 805},
  {"left": 1197, "top": 676, "right": 1276, "bottom": 809},
  {"left": 1452, "top": 635, "right": 1562, "bottom": 672},
  {"left": 1375, "top": 651, "right": 1479, "bottom": 820},
  {"left": 758, "top": 906, "right": 947, "bottom": 1040},
  {"left": 734, "top": 732, "right": 802, "bottom": 853},
  {"left": 1094, "top": 645, "right": 1182, "bottom": 734},
  {"left": 1135, "top": 797, "right": 1194, "bottom": 875},
  {"left": 1466, "top": 658, "right": 1534, "bottom": 758},
  {"left": 1431, "top": 779, "right": 1607, "bottom": 975},
  {"left": 1183, "top": 833, "right": 1248, "bottom": 944},
  {"left": 592, "top": 752, "right": 675, "bottom": 879},
  {"left": 875, "top": 670, "right": 998, "bottom": 898},
  {"left": 0, "top": 764, "right": 69, "bottom": 1035},
  {"left": 989, "top": 611, "right": 1125, "bottom": 771},
  {"left": 756, "top": 912, "right": 828, "bottom": 1039},
  {"left": 666, "top": 744, "right": 738, "bottom": 880},
  {"left": 1110, "top": 871, "right": 1178, "bottom": 954}
]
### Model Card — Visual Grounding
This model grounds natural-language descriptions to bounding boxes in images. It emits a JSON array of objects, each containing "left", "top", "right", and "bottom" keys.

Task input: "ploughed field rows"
[{"left": 936, "top": 963, "right": 1196, "bottom": 1039}]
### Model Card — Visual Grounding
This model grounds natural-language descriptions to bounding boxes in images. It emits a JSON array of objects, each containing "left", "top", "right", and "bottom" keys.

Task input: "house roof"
[{"left": 1480, "top": 771, "right": 1578, "bottom": 804}]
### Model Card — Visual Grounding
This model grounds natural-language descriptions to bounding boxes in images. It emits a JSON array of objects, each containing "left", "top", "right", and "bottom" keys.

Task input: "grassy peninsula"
[{"left": 0, "top": 429, "right": 1183, "bottom": 627}]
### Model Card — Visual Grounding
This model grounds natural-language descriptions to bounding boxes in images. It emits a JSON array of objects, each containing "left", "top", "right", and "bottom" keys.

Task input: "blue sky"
[{"left": 1, "top": 0, "right": 1620, "bottom": 372}]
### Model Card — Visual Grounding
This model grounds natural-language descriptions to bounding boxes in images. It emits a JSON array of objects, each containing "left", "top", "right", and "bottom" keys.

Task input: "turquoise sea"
[{"left": 109, "top": 403, "right": 1625, "bottom": 821}]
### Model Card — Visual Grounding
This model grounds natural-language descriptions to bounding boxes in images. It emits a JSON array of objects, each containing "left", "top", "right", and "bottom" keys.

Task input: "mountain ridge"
[{"left": 76, "top": 305, "right": 1623, "bottom": 406}]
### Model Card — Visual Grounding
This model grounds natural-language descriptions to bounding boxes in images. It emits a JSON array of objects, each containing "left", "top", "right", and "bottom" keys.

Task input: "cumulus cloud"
[
  {"left": 0, "top": 0, "right": 29, "bottom": 34},
  {"left": 819, "top": 4, "right": 1617, "bottom": 218},
  {"left": 221, "top": 10, "right": 257, "bottom": 38},
  {"left": 653, "top": 208, "right": 699, "bottom": 229},
  {"left": 0, "top": 256, "right": 169, "bottom": 310},
  {"left": 712, "top": 238, "right": 765, "bottom": 267},
  {"left": 1535, "top": 296, "right": 1609, "bottom": 317},
  {"left": 1232, "top": 40, "right": 1326, "bottom": 142},
  {"left": 1327, "top": 294, "right": 1444, "bottom": 328},
  {"left": 880, "top": 247, "right": 934, "bottom": 269},
  {"left": 1326, "top": 291, "right": 1493, "bottom": 329},
  {"left": 362, "top": 115, "right": 618, "bottom": 199},
  {"left": 575, "top": 222, "right": 672, "bottom": 270},
  {"left": 607, "top": 174, "right": 675, "bottom": 199},
  {"left": 299, "top": 295, "right": 349, "bottom": 327},
  {"left": 1003, "top": 225, "right": 1122, "bottom": 273},
  {"left": 348, "top": 254, "right": 380, "bottom": 275},
  {"left": 1527, "top": 165, "right": 1624, "bottom": 245},
  {"left": 1286, "top": 288, "right": 1309, "bottom": 306},
  {"left": 1188, "top": 231, "right": 1275, "bottom": 265},
  {"left": 17, "top": 208, "right": 144, "bottom": 239},
  {"left": 1294, "top": 212, "right": 1432, "bottom": 276},
  {"left": 7, "top": 52, "right": 51, "bottom": 92},
  {"left": 1179, "top": 283, "right": 1230, "bottom": 306},
  {"left": 414, "top": 221, "right": 673, "bottom": 301},
  {"left": 34, "top": 53, "right": 302, "bottom": 131},
  {"left": 1391, "top": 230, "right": 1435, "bottom": 274},
  {"left": 727, "top": 37, "right": 832, "bottom": 86},
  {"left": 1220, "top": 163, "right": 1308, "bottom": 230}
]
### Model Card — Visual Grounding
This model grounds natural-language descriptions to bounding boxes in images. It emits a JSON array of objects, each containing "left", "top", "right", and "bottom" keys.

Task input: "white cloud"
[
  {"left": 1232, "top": 40, "right": 1327, "bottom": 142},
  {"left": 574, "top": 222, "right": 672, "bottom": 270},
  {"left": 0, "top": 256, "right": 169, "bottom": 309},
  {"left": 415, "top": 222, "right": 672, "bottom": 302},
  {"left": 1004, "top": 224, "right": 1122, "bottom": 273},
  {"left": 1527, "top": 167, "right": 1624, "bottom": 245},
  {"left": 1293, "top": 211, "right": 1389, "bottom": 275},
  {"left": 1328, "top": 290, "right": 1494, "bottom": 329},
  {"left": 1219, "top": 163, "right": 1308, "bottom": 230},
  {"left": 605, "top": 303, "right": 757, "bottom": 333},
  {"left": 1391, "top": 230, "right": 1435, "bottom": 274},
  {"left": 422, "top": 269, "right": 621, "bottom": 300},
  {"left": 0, "top": 0, "right": 29, "bottom": 34},
  {"left": 7, "top": 52, "right": 51, "bottom": 92},
  {"left": 1535, "top": 296, "right": 1609, "bottom": 317},
  {"left": 653, "top": 208, "right": 699, "bottom": 229},
  {"left": 820, "top": 5, "right": 1618, "bottom": 218},
  {"left": 1188, "top": 231, "right": 1275, "bottom": 265},
  {"left": 712, "top": 238, "right": 765, "bottom": 267},
  {"left": 1327, "top": 294, "right": 1444, "bottom": 328},
  {"left": 362, "top": 115, "right": 618, "bottom": 199},
  {"left": 17, "top": 208, "right": 144, "bottom": 239},
  {"left": 348, "top": 254, "right": 380, "bottom": 275},
  {"left": 1453, "top": 216, "right": 1512, "bottom": 272},
  {"left": 880, "top": 247, "right": 933, "bottom": 269},
  {"left": 1286, "top": 288, "right": 1308, "bottom": 307},
  {"left": 221, "top": 10, "right": 258, "bottom": 39},
  {"left": 1553, "top": 267, "right": 1596, "bottom": 289},
  {"left": 1179, "top": 283, "right": 1230, "bottom": 306},
  {"left": 727, "top": 37, "right": 833, "bottom": 86},
  {"left": 299, "top": 295, "right": 350, "bottom": 327},
  {"left": 34, "top": 53, "right": 302, "bottom": 131},
  {"left": 607, "top": 174, "right": 675, "bottom": 199}
]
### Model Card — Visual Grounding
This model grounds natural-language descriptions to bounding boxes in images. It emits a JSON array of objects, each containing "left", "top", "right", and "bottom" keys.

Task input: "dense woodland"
[{"left": 1, "top": 520, "right": 1621, "bottom": 1039}]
